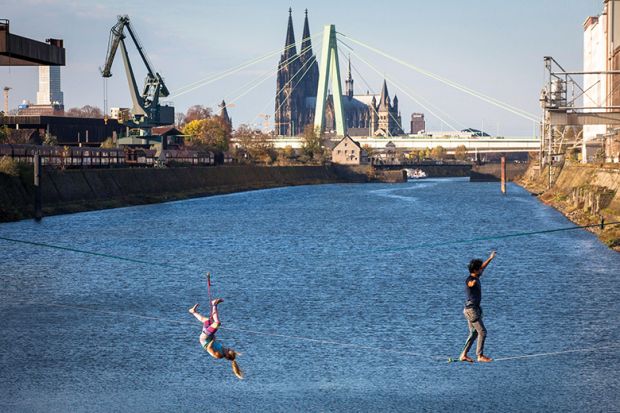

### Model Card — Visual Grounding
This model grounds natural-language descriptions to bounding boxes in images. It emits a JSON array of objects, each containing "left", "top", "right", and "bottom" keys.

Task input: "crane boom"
[
  {"left": 100, "top": 15, "right": 172, "bottom": 128},
  {"left": 101, "top": 16, "right": 129, "bottom": 78}
]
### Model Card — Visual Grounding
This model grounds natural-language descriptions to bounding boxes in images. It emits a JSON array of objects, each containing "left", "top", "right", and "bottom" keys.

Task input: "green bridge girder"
[{"left": 313, "top": 24, "right": 347, "bottom": 137}]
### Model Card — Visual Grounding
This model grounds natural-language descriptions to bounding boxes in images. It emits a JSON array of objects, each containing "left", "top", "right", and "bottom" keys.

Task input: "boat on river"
[{"left": 405, "top": 168, "right": 427, "bottom": 179}]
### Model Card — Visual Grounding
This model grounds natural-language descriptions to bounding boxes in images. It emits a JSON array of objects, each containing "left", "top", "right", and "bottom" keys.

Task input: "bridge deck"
[{"left": 268, "top": 135, "right": 540, "bottom": 153}]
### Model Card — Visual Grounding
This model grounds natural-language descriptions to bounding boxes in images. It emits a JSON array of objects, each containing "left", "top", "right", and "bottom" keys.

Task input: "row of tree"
[
  {"left": 405, "top": 145, "right": 469, "bottom": 161},
  {"left": 3, "top": 102, "right": 473, "bottom": 164},
  {"left": 231, "top": 124, "right": 328, "bottom": 165}
]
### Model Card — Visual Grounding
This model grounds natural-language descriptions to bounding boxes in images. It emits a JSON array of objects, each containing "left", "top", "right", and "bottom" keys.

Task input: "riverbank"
[
  {"left": 517, "top": 161, "right": 620, "bottom": 250},
  {"left": 0, "top": 164, "right": 371, "bottom": 222}
]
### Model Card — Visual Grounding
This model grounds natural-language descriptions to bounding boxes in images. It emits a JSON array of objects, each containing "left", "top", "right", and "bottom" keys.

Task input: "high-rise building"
[
  {"left": 36, "top": 65, "right": 63, "bottom": 106},
  {"left": 410, "top": 113, "right": 425, "bottom": 134}
]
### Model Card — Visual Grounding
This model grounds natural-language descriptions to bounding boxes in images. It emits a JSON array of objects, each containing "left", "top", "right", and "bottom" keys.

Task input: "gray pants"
[{"left": 462, "top": 306, "right": 486, "bottom": 356}]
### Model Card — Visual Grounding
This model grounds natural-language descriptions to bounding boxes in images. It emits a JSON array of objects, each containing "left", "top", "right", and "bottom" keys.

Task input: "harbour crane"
[{"left": 101, "top": 15, "right": 174, "bottom": 130}]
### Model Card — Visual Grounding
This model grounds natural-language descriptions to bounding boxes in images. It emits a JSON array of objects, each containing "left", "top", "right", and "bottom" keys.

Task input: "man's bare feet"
[
  {"left": 211, "top": 298, "right": 224, "bottom": 306},
  {"left": 459, "top": 355, "right": 474, "bottom": 363},
  {"left": 189, "top": 304, "right": 199, "bottom": 313},
  {"left": 477, "top": 355, "right": 493, "bottom": 362}
]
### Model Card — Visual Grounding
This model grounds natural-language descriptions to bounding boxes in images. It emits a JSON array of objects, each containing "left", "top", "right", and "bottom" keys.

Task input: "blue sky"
[{"left": 0, "top": 0, "right": 603, "bottom": 135}]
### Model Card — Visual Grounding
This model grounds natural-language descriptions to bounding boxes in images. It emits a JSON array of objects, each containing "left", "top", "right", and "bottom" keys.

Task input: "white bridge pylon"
[{"left": 313, "top": 24, "right": 346, "bottom": 136}]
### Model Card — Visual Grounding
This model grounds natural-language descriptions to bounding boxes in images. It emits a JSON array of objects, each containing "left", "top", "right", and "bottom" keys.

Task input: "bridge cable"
[
  {"left": 220, "top": 41, "right": 321, "bottom": 113},
  {"left": 249, "top": 44, "right": 321, "bottom": 129},
  {"left": 269, "top": 54, "right": 319, "bottom": 126},
  {"left": 336, "top": 47, "right": 404, "bottom": 137},
  {"left": 338, "top": 33, "right": 539, "bottom": 122},
  {"left": 344, "top": 45, "right": 460, "bottom": 132},
  {"left": 170, "top": 33, "right": 322, "bottom": 99},
  {"left": 197, "top": 39, "right": 321, "bottom": 120},
  {"left": 339, "top": 43, "right": 467, "bottom": 133},
  {"left": 172, "top": 38, "right": 314, "bottom": 101}
]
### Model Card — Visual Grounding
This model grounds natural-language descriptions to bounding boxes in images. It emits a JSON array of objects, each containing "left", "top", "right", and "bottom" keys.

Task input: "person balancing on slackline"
[{"left": 459, "top": 250, "right": 496, "bottom": 363}]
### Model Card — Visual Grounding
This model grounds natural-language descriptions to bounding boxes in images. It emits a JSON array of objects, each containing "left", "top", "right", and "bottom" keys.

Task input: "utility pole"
[{"left": 3, "top": 86, "right": 11, "bottom": 114}]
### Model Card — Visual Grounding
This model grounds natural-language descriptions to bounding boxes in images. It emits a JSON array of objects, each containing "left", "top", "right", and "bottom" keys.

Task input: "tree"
[
  {"left": 65, "top": 105, "right": 104, "bottom": 118},
  {"left": 421, "top": 148, "right": 432, "bottom": 160},
  {"left": 100, "top": 137, "right": 116, "bottom": 148},
  {"left": 282, "top": 145, "right": 296, "bottom": 160},
  {"left": 202, "top": 116, "right": 231, "bottom": 151},
  {"left": 407, "top": 149, "right": 421, "bottom": 162},
  {"left": 454, "top": 145, "right": 469, "bottom": 161},
  {"left": 234, "top": 124, "right": 275, "bottom": 163},
  {"left": 0, "top": 125, "right": 8, "bottom": 143},
  {"left": 175, "top": 112, "right": 186, "bottom": 128},
  {"left": 362, "top": 144, "right": 375, "bottom": 159},
  {"left": 183, "top": 117, "right": 231, "bottom": 151},
  {"left": 431, "top": 145, "right": 447, "bottom": 160},
  {"left": 0, "top": 156, "right": 19, "bottom": 176},
  {"left": 301, "top": 125, "right": 324, "bottom": 161},
  {"left": 184, "top": 105, "right": 212, "bottom": 123},
  {"left": 183, "top": 119, "right": 203, "bottom": 140},
  {"left": 43, "top": 132, "right": 57, "bottom": 146}
]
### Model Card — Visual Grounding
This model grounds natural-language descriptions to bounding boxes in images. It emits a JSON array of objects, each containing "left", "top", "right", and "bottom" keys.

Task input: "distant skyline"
[{"left": 0, "top": 0, "right": 603, "bottom": 135}]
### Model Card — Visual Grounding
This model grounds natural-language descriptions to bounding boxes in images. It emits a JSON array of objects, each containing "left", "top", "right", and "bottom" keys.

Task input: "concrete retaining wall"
[
  {"left": 375, "top": 164, "right": 471, "bottom": 177},
  {"left": 0, "top": 165, "right": 368, "bottom": 222},
  {"left": 470, "top": 163, "right": 529, "bottom": 182}
]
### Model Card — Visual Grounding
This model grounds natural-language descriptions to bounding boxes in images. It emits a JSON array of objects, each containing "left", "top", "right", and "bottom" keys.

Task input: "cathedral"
[{"left": 274, "top": 9, "right": 403, "bottom": 137}]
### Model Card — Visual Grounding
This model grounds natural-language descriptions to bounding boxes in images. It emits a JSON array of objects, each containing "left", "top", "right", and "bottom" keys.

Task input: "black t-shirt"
[{"left": 465, "top": 275, "right": 481, "bottom": 307}]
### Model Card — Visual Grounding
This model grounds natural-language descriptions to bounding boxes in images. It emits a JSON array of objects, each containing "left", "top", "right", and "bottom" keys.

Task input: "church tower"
[
  {"left": 275, "top": 8, "right": 302, "bottom": 136},
  {"left": 377, "top": 80, "right": 391, "bottom": 134},
  {"left": 274, "top": 9, "right": 320, "bottom": 136},
  {"left": 345, "top": 56, "right": 354, "bottom": 99},
  {"left": 371, "top": 80, "right": 403, "bottom": 136},
  {"left": 219, "top": 99, "right": 232, "bottom": 129}
]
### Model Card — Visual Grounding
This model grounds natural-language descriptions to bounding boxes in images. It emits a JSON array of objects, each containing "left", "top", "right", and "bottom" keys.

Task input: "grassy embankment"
[{"left": 517, "top": 161, "right": 620, "bottom": 250}]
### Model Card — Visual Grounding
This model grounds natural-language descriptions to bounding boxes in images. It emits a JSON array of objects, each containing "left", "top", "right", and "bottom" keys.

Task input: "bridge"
[{"left": 269, "top": 135, "right": 540, "bottom": 153}]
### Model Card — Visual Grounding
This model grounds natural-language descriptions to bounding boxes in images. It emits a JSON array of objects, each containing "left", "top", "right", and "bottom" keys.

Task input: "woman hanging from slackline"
[{"left": 189, "top": 298, "right": 244, "bottom": 379}]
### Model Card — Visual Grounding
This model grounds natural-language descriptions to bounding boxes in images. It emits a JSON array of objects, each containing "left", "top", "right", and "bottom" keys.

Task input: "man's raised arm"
[{"left": 479, "top": 251, "right": 496, "bottom": 274}]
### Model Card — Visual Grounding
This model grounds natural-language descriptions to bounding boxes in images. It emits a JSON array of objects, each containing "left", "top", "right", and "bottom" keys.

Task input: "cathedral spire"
[
  {"left": 299, "top": 9, "right": 319, "bottom": 98},
  {"left": 300, "top": 9, "right": 314, "bottom": 61},
  {"left": 283, "top": 8, "right": 297, "bottom": 60}
]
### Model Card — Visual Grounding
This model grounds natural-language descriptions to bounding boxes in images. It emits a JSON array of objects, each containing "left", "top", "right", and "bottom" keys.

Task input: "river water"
[{"left": 1, "top": 178, "right": 619, "bottom": 412}]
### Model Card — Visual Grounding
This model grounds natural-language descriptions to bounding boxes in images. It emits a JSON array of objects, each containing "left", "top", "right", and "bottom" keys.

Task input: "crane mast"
[{"left": 101, "top": 15, "right": 173, "bottom": 130}]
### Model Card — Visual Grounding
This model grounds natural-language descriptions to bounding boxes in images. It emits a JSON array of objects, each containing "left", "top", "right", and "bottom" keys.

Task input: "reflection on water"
[{"left": 1, "top": 180, "right": 619, "bottom": 412}]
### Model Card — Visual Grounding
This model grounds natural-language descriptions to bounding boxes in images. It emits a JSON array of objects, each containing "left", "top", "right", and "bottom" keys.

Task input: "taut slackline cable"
[
  {"left": 0, "top": 235, "right": 192, "bottom": 272},
  {"left": 3, "top": 300, "right": 618, "bottom": 363},
  {"left": 1, "top": 221, "right": 617, "bottom": 267},
  {"left": 375, "top": 221, "right": 620, "bottom": 254}
]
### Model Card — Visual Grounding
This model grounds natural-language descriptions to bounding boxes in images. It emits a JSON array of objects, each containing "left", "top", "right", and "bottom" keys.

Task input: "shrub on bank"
[{"left": 0, "top": 156, "right": 19, "bottom": 176}]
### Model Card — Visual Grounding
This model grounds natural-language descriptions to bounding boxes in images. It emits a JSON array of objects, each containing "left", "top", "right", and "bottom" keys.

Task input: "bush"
[
  {"left": 605, "top": 238, "right": 620, "bottom": 249},
  {"left": 0, "top": 156, "right": 19, "bottom": 176}
]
